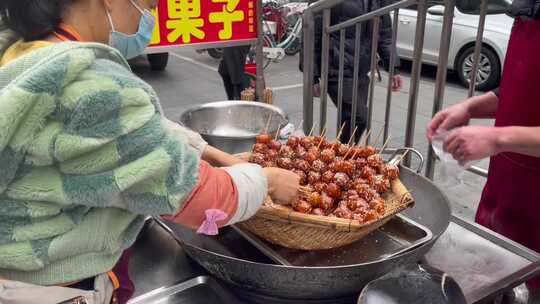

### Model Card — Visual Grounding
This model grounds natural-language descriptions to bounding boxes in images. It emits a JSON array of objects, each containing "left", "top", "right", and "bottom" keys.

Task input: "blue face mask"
[{"left": 106, "top": 0, "right": 156, "bottom": 59}]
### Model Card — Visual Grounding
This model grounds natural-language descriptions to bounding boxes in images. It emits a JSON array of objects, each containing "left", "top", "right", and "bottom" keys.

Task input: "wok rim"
[
  {"left": 179, "top": 100, "right": 289, "bottom": 140},
  {"left": 178, "top": 168, "right": 452, "bottom": 271}
]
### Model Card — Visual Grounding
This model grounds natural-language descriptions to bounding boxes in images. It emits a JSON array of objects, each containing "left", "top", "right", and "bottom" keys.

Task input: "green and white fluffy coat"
[{"left": 0, "top": 22, "right": 266, "bottom": 285}]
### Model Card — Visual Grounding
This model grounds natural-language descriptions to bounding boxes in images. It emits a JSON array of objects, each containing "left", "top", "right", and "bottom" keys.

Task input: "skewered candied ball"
[
  {"left": 356, "top": 184, "right": 375, "bottom": 202},
  {"left": 249, "top": 152, "right": 266, "bottom": 165},
  {"left": 304, "top": 151, "right": 318, "bottom": 164},
  {"left": 300, "top": 136, "right": 315, "bottom": 149},
  {"left": 287, "top": 136, "right": 300, "bottom": 147},
  {"left": 268, "top": 140, "right": 281, "bottom": 150},
  {"left": 294, "top": 145, "right": 307, "bottom": 159},
  {"left": 294, "top": 159, "right": 310, "bottom": 172},
  {"left": 315, "top": 137, "right": 328, "bottom": 149},
  {"left": 367, "top": 154, "right": 384, "bottom": 169},
  {"left": 370, "top": 198, "right": 386, "bottom": 215},
  {"left": 262, "top": 161, "right": 275, "bottom": 168},
  {"left": 337, "top": 144, "right": 349, "bottom": 157},
  {"left": 307, "top": 171, "right": 321, "bottom": 184},
  {"left": 266, "top": 149, "right": 278, "bottom": 160},
  {"left": 292, "top": 199, "right": 312, "bottom": 213},
  {"left": 327, "top": 140, "right": 340, "bottom": 151},
  {"left": 348, "top": 198, "right": 369, "bottom": 212},
  {"left": 277, "top": 157, "right": 294, "bottom": 170},
  {"left": 328, "top": 159, "right": 341, "bottom": 172},
  {"left": 333, "top": 172, "right": 350, "bottom": 188},
  {"left": 364, "top": 209, "right": 379, "bottom": 221},
  {"left": 322, "top": 171, "right": 335, "bottom": 183},
  {"left": 341, "top": 160, "right": 355, "bottom": 176},
  {"left": 312, "top": 208, "right": 325, "bottom": 216},
  {"left": 292, "top": 169, "right": 307, "bottom": 185},
  {"left": 256, "top": 134, "right": 272, "bottom": 144},
  {"left": 279, "top": 145, "right": 295, "bottom": 158},
  {"left": 361, "top": 166, "right": 376, "bottom": 180},
  {"left": 358, "top": 146, "right": 377, "bottom": 158},
  {"left": 320, "top": 192, "right": 334, "bottom": 211},
  {"left": 252, "top": 143, "right": 269, "bottom": 154},
  {"left": 311, "top": 159, "right": 327, "bottom": 173},
  {"left": 334, "top": 206, "right": 353, "bottom": 219},
  {"left": 320, "top": 148, "right": 336, "bottom": 163},
  {"left": 354, "top": 157, "right": 368, "bottom": 170},
  {"left": 307, "top": 192, "right": 322, "bottom": 207},
  {"left": 382, "top": 164, "right": 400, "bottom": 180},
  {"left": 372, "top": 175, "right": 391, "bottom": 193},
  {"left": 325, "top": 182, "right": 342, "bottom": 199},
  {"left": 338, "top": 200, "right": 348, "bottom": 209},
  {"left": 313, "top": 182, "right": 327, "bottom": 193},
  {"left": 353, "top": 210, "right": 367, "bottom": 222}
]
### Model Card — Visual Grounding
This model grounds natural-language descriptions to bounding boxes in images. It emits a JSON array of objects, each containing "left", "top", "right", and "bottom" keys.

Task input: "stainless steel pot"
[
  {"left": 179, "top": 101, "right": 288, "bottom": 154},
  {"left": 158, "top": 167, "right": 452, "bottom": 300}
]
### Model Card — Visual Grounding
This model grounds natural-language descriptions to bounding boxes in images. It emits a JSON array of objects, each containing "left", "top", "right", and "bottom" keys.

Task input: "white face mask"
[{"left": 106, "top": 0, "right": 156, "bottom": 59}]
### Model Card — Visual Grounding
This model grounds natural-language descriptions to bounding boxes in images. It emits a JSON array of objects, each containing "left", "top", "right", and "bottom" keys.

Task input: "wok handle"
[{"left": 388, "top": 148, "right": 424, "bottom": 174}]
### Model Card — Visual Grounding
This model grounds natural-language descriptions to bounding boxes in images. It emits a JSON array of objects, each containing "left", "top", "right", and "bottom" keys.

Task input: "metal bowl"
[{"left": 179, "top": 101, "right": 288, "bottom": 154}]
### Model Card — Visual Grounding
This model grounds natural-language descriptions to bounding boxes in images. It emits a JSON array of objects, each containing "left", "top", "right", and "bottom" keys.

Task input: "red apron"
[{"left": 476, "top": 18, "right": 540, "bottom": 288}]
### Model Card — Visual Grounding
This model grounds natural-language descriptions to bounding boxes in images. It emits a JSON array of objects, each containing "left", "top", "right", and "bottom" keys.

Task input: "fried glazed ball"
[
  {"left": 337, "top": 144, "right": 349, "bottom": 156},
  {"left": 347, "top": 198, "right": 369, "bottom": 212},
  {"left": 321, "top": 171, "right": 335, "bottom": 183},
  {"left": 313, "top": 182, "right": 327, "bottom": 193},
  {"left": 292, "top": 199, "right": 312, "bottom": 213},
  {"left": 279, "top": 145, "right": 295, "bottom": 158},
  {"left": 277, "top": 157, "right": 294, "bottom": 170},
  {"left": 294, "top": 159, "right": 310, "bottom": 172},
  {"left": 304, "top": 152, "right": 318, "bottom": 164},
  {"left": 268, "top": 140, "right": 281, "bottom": 150},
  {"left": 370, "top": 198, "right": 386, "bottom": 215},
  {"left": 311, "top": 159, "right": 327, "bottom": 173},
  {"left": 372, "top": 175, "right": 391, "bottom": 193},
  {"left": 266, "top": 149, "right": 278, "bottom": 160},
  {"left": 312, "top": 208, "right": 325, "bottom": 216},
  {"left": 341, "top": 160, "right": 355, "bottom": 176},
  {"left": 382, "top": 164, "right": 400, "bottom": 180},
  {"left": 292, "top": 169, "right": 307, "bottom": 185},
  {"left": 307, "top": 192, "right": 322, "bottom": 207},
  {"left": 320, "top": 148, "right": 336, "bottom": 163},
  {"left": 307, "top": 171, "right": 321, "bottom": 184},
  {"left": 358, "top": 146, "right": 376, "bottom": 158},
  {"left": 249, "top": 153, "right": 265, "bottom": 165},
  {"left": 325, "top": 182, "right": 342, "bottom": 199},
  {"left": 333, "top": 172, "right": 350, "bottom": 188},
  {"left": 300, "top": 136, "right": 315, "bottom": 149},
  {"left": 334, "top": 206, "right": 353, "bottom": 219},
  {"left": 367, "top": 154, "right": 384, "bottom": 169},
  {"left": 287, "top": 136, "right": 300, "bottom": 147},
  {"left": 256, "top": 134, "right": 272, "bottom": 144},
  {"left": 252, "top": 143, "right": 269, "bottom": 154},
  {"left": 294, "top": 145, "right": 307, "bottom": 159},
  {"left": 320, "top": 192, "right": 334, "bottom": 211}
]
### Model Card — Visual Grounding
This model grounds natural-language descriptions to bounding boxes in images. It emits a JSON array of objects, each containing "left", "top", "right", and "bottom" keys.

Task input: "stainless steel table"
[{"left": 128, "top": 217, "right": 540, "bottom": 303}]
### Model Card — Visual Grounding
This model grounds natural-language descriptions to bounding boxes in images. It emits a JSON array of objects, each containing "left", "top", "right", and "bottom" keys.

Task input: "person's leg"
[{"left": 218, "top": 58, "right": 235, "bottom": 100}]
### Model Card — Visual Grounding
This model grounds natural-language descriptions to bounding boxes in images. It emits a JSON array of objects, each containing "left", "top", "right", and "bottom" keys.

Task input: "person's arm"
[
  {"left": 427, "top": 91, "right": 499, "bottom": 140},
  {"left": 202, "top": 145, "right": 246, "bottom": 167},
  {"left": 377, "top": 14, "right": 400, "bottom": 73},
  {"left": 464, "top": 91, "right": 499, "bottom": 119},
  {"left": 496, "top": 126, "right": 540, "bottom": 157}
]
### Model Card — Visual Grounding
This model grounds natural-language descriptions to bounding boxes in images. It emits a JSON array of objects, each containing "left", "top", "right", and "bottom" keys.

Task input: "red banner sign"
[{"left": 149, "top": 0, "right": 258, "bottom": 47}]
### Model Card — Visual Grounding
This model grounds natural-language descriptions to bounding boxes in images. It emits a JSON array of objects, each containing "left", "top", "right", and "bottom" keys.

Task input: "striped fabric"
[{"left": 0, "top": 26, "right": 200, "bottom": 285}]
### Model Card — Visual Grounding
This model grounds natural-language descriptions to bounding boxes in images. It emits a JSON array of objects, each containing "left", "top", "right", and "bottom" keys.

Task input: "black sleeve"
[
  {"left": 377, "top": 13, "right": 400, "bottom": 74},
  {"left": 492, "top": 87, "right": 500, "bottom": 98}
]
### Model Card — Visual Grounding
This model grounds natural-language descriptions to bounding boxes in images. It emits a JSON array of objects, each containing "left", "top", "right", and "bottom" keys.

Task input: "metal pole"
[
  {"left": 319, "top": 9, "right": 331, "bottom": 134},
  {"left": 425, "top": 0, "right": 456, "bottom": 179},
  {"left": 337, "top": 29, "right": 346, "bottom": 135},
  {"left": 302, "top": 12, "right": 315, "bottom": 134},
  {"left": 367, "top": 17, "right": 380, "bottom": 144},
  {"left": 384, "top": 9, "right": 399, "bottom": 142},
  {"left": 467, "top": 0, "right": 488, "bottom": 97},
  {"left": 403, "top": 0, "right": 427, "bottom": 166},
  {"left": 255, "top": 0, "right": 264, "bottom": 100},
  {"left": 350, "top": 23, "right": 362, "bottom": 137}
]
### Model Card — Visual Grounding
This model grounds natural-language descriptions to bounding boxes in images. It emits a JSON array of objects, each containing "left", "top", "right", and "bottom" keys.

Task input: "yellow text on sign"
[
  {"left": 166, "top": 0, "right": 206, "bottom": 43},
  {"left": 209, "top": 0, "right": 245, "bottom": 40}
]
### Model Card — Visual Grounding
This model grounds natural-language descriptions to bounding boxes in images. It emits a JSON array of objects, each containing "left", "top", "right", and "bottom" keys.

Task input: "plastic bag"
[{"left": 431, "top": 128, "right": 479, "bottom": 187}]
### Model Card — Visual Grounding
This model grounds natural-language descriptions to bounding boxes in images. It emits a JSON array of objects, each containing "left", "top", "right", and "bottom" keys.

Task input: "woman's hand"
[
  {"left": 427, "top": 102, "right": 472, "bottom": 141},
  {"left": 443, "top": 126, "right": 501, "bottom": 166},
  {"left": 263, "top": 167, "right": 300, "bottom": 205}
]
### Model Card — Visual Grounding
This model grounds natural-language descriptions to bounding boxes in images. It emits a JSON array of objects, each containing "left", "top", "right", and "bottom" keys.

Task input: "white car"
[{"left": 395, "top": 5, "right": 513, "bottom": 90}]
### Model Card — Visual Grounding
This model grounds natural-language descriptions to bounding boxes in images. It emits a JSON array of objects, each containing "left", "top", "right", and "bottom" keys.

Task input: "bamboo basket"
[{"left": 237, "top": 153, "right": 414, "bottom": 250}]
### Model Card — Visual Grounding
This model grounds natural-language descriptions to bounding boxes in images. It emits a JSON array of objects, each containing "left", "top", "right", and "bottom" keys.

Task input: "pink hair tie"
[{"left": 197, "top": 209, "right": 228, "bottom": 235}]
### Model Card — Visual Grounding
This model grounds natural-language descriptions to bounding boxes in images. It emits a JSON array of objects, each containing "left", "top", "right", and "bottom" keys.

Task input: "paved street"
[{"left": 131, "top": 49, "right": 494, "bottom": 221}]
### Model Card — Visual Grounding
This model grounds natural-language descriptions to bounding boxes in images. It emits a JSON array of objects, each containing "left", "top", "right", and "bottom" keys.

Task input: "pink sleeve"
[{"left": 162, "top": 160, "right": 239, "bottom": 231}]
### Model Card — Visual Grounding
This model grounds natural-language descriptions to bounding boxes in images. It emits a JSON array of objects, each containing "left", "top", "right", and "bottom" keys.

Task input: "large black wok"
[{"left": 160, "top": 167, "right": 451, "bottom": 300}]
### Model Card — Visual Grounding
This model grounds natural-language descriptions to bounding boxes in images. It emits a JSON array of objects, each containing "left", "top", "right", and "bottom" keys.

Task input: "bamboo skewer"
[
  {"left": 363, "top": 130, "right": 372, "bottom": 147},
  {"left": 331, "top": 122, "right": 347, "bottom": 150},
  {"left": 395, "top": 149, "right": 410, "bottom": 165},
  {"left": 373, "top": 126, "right": 385, "bottom": 148},
  {"left": 378, "top": 136, "right": 391, "bottom": 155},
  {"left": 263, "top": 114, "right": 273, "bottom": 134},
  {"left": 317, "top": 127, "right": 328, "bottom": 149},
  {"left": 343, "top": 127, "right": 358, "bottom": 159},
  {"left": 307, "top": 123, "right": 317, "bottom": 137},
  {"left": 274, "top": 126, "right": 281, "bottom": 140}
]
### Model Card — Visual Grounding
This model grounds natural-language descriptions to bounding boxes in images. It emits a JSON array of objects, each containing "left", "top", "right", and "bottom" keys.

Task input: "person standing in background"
[{"left": 218, "top": 45, "right": 251, "bottom": 100}]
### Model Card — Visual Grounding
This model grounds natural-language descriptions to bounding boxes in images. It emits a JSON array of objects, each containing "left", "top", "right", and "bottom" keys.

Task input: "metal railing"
[{"left": 301, "top": 0, "right": 491, "bottom": 180}]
